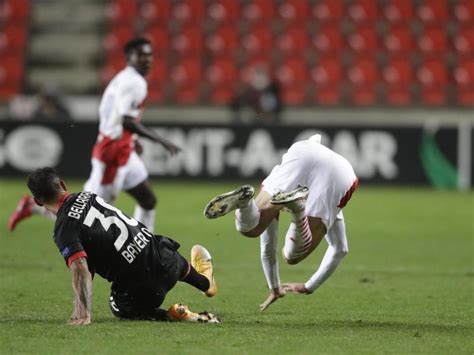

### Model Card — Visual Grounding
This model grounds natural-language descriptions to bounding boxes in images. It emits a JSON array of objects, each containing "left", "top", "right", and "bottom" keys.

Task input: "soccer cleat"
[
  {"left": 8, "top": 195, "right": 34, "bottom": 231},
  {"left": 191, "top": 245, "right": 217, "bottom": 297},
  {"left": 204, "top": 185, "right": 255, "bottom": 219},
  {"left": 167, "top": 303, "right": 220, "bottom": 323},
  {"left": 270, "top": 185, "right": 309, "bottom": 213}
]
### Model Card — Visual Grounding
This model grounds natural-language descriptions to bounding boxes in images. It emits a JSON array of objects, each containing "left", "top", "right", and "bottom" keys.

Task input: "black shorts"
[{"left": 109, "top": 236, "right": 189, "bottom": 320}]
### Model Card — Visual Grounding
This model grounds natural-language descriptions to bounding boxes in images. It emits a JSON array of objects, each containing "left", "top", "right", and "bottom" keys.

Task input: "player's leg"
[
  {"left": 8, "top": 195, "right": 56, "bottom": 231},
  {"left": 122, "top": 152, "right": 156, "bottom": 232},
  {"left": 272, "top": 186, "right": 327, "bottom": 265},
  {"left": 204, "top": 185, "right": 280, "bottom": 238},
  {"left": 109, "top": 288, "right": 169, "bottom": 321}
]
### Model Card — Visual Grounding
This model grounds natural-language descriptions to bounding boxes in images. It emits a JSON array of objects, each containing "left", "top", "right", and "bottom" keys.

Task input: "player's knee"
[
  {"left": 240, "top": 229, "right": 259, "bottom": 238},
  {"left": 335, "top": 246, "right": 349, "bottom": 259},
  {"left": 282, "top": 249, "right": 301, "bottom": 265},
  {"left": 139, "top": 194, "right": 157, "bottom": 210}
]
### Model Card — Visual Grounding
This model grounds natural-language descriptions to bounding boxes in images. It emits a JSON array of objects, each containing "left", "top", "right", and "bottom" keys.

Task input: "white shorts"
[
  {"left": 83, "top": 151, "right": 148, "bottom": 201},
  {"left": 262, "top": 139, "right": 358, "bottom": 229}
]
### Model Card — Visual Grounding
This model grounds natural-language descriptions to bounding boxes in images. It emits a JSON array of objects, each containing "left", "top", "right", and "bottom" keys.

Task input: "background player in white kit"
[
  {"left": 9, "top": 38, "right": 180, "bottom": 233},
  {"left": 204, "top": 134, "right": 358, "bottom": 311}
]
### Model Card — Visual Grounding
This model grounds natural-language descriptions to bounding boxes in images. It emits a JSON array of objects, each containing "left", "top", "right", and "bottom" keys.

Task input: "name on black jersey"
[
  {"left": 121, "top": 227, "right": 154, "bottom": 264},
  {"left": 68, "top": 191, "right": 93, "bottom": 219}
]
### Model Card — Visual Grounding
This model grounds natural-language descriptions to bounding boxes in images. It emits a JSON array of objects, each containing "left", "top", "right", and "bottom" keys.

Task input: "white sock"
[
  {"left": 234, "top": 199, "right": 260, "bottom": 233},
  {"left": 283, "top": 216, "right": 313, "bottom": 262},
  {"left": 32, "top": 205, "right": 56, "bottom": 221},
  {"left": 134, "top": 206, "right": 155, "bottom": 233}
]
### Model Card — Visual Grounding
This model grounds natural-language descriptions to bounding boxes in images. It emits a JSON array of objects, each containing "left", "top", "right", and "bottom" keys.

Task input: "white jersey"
[
  {"left": 98, "top": 66, "right": 147, "bottom": 139},
  {"left": 262, "top": 135, "right": 357, "bottom": 228}
]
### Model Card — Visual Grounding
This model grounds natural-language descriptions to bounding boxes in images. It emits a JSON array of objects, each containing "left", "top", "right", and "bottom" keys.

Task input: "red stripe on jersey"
[
  {"left": 67, "top": 251, "right": 88, "bottom": 268},
  {"left": 337, "top": 177, "right": 359, "bottom": 208}
]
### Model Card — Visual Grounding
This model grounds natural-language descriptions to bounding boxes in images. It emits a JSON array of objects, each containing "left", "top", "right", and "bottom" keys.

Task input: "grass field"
[{"left": 0, "top": 179, "right": 473, "bottom": 354}]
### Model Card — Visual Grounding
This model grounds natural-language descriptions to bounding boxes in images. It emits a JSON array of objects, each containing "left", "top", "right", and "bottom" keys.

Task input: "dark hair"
[
  {"left": 123, "top": 37, "right": 151, "bottom": 56},
  {"left": 27, "top": 167, "right": 62, "bottom": 204}
]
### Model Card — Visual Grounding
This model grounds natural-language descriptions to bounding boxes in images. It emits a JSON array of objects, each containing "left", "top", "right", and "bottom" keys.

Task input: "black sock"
[{"left": 180, "top": 263, "right": 210, "bottom": 292}]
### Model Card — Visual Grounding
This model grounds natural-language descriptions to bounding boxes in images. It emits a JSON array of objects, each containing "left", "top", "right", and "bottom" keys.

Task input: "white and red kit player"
[
  {"left": 8, "top": 38, "right": 180, "bottom": 233},
  {"left": 204, "top": 134, "right": 359, "bottom": 311}
]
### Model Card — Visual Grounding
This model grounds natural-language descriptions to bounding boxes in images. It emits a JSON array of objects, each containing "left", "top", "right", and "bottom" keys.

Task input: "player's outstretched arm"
[
  {"left": 122, "top": 116, "right": 181, "bottom": 155},
  {"left": 69, "top": 257, "right": 93, "bottom": 325},
  {"left": 282, "top": 283, "right": 311, "bottom": 294}
]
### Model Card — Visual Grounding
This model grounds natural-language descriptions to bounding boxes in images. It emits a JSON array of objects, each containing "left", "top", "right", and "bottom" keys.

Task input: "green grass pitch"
[{"left": 0, "top": 179, "right": 473, "bottom": 354}]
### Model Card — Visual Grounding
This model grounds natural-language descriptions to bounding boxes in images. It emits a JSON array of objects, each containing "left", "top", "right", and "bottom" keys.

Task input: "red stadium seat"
[
  {"left": 0, "top": 24, "right": 28, "bottom": 52},
  {"left": 206, "top": 56, "right": 239, "bottom": 85},
  {"left": 312, "top": 25, "right": 344, "bottom": 53},
  {"left": 347, "top": 25, "right": 379, "bottom": 53},
  {"left": 147, "top": 86, "right": 166, "bottom": 103},
  {"left": 456, "top": 88, "right": 474, "bottom": 106},
  {"left": 103, "top": 25, "right": 135, "bottom": 53},
  {"left": 140, "top": 0, "right": 172, "bottom": 23},
  {"left": 311, "top": 56, "right": 343, "bottom": 87},
  {"left": 173, "top": 84, "right": 201, "bottom": 104},
  {"left": 239, "top": 55, "right": 272, "bottom": 83},
  {"left": 280, "top": 84, "right": 307, "bottom": 105},
  {"left": 383, "top": 0, "right": 414, "bottom": 23},
  {"left": 417, "top": 58, "right": 448, "bottom": 105},
  {"left": 454, "top": 26, "right": 474, "bottom": 54},
  {"left": 418, "top": 26, "right": 448, "bottom": 54},
  {"left": 144, "top": 25, "right": 170, "bottom": 53},
  {"left": 0, "top": 0, "right": 30, "bottom": 21},
  {"left": 0, "top": 54, "right": 23, "bottom": 84},
  {"left": 207, "top": 0, "right": 241, "bottom": 22},
  {"left": 382, "top": 57, "right": 413, "bottom": 105},
  {"left": 416, "top": 0, "right": 448, "bottom": 23},
  {"left": 278, "top": 0, "right": 310, "bottom": 21},
  {"left": 348, "top": 0, "right": 379, "bottom": 22},
  {"left": 172, "top": 0, "right": 206, "bottom": 23},
  {"left": 312, "top": 0, "right": 344, "bottom": 22},
  {"left": 314, "top": 85, "right": 342, "bottom": 105},
  {"left": 275, "top": 57, "right": 308, "bottom": 85},
  {"left": 146, "top": 55, "right": 169, "bottom": 85},
  {"left": 170, "top": 57, "right": 203, "bottom": 86},
  {"left": 101, "top": 57, "right": 126, "bottom": 85},
  {"left": 106, "top": 0, "right": 138, "bottom": 24},
  {"left": 241, "top": 23, "right": 274, "bottom": 52},
  {"left": 208, "top": 83, "right": 235, "bottom": 104},
  {"left": 172, "top": 25, "right": 204, "bottom": 55},
  {"left": 454, "top": 57, "right": 474, "bottom": 88},
  {"left": 384, "top": 25, "right": 415, "bottom": 53},
  {"left": 242, "top": 0, "right": 275, "bottom": 22},
  {"left": 206, "top": 25, "right": 239, "bottom": 54},
  {"left": 454, "top": 0, "right": 474, "bottom": 23},
  {"left": 276, "top": 25, "right": 309, "bottom": 53},
  {"left": 347, "top": 56, "right": 379, "bottom": 86}
]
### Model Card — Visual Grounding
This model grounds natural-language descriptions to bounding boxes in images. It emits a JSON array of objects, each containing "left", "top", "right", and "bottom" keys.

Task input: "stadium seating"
[{"left": 90, "top": 0, "right": 474, "bottom": 107}]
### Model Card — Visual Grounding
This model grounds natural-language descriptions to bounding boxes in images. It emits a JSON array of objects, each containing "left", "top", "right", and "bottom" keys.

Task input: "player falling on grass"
[
  {"left": 26, "top": 167, "right": 219, "bottom": 325},
  {"left": 204, "top": 134, "right": 358, "bottom": 311},
  {"left": 8, "top": 37, "right": 180, "bottom": 233}
]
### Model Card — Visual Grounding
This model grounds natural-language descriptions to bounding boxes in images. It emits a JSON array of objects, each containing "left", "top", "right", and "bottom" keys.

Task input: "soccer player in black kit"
[{"left": 26, "top": 167, "right": 217, "bottom": 325}]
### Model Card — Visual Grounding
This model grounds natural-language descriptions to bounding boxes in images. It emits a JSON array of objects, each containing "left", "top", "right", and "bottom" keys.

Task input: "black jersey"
[{"left": 53, "top": 191, "right": 180, "bottom": 290}]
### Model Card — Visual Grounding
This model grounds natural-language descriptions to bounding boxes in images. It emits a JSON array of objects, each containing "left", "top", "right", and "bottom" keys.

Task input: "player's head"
[
  {"left": 124, "top": 37, "right": 153, "bottom": 76},
  {"left": 27, "top": 167, "right": 67, "bottom": 207}
]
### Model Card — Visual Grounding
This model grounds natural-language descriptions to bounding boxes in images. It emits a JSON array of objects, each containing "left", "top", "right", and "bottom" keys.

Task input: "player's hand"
[
  {"left": 68, "top": 315, "right": 91, "bottom": 326},
  {"left": 164, "top": 142, "right": 181, "bottom": 155},
  {"left": 282, "top": 283, "right": 312, "bottom": 294},
  {"left": 259, "top": 287, "right": 286, "bottom": 312}
]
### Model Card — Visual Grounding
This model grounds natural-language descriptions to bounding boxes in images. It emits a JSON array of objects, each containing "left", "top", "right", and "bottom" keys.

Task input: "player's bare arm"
[
  {"left": 69, "top": 257, "right": 93, "bottom": 326},
  {"left": 122, "top": 115, "right": 181, "bottom": 155}
]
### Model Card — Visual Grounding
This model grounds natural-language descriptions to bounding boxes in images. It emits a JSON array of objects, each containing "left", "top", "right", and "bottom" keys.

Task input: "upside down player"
[
  {"left": 27, "top": 167, "right": 218, "bottom": 325},
  {"left": 8, "top": 37, "right": 179, "bottom": 233},
  {"left": 204, "top": 134, "right": 358, "bottom": 311}
]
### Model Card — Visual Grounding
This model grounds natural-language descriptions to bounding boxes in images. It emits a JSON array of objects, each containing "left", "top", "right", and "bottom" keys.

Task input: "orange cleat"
[{"left": 8, "top": 195, "right": 34, "bottom": 231}]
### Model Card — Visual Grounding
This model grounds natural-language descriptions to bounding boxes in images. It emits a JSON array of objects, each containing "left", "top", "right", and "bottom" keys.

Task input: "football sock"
[
  {"left": 134, "top": 206, "right": 155, "bottom": 232},
  {"left": 180, "top": 264, "right": 210, "bottom": 292},
  {"left": 235, "top": 199, "right": 260, "bottom": 233},
  {"left": 32, "top": 205, "right": 56, "bottom": 221},
  {"left": 283, "top": 217, "right": 313, "bottom": 262}
]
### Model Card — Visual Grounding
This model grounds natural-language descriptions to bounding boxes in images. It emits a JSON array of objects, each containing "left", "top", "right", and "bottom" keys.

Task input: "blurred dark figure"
[
  {"left": 33, "top": 84, "right": 72, "bottom": 121},
  {"left": 230, "top": 67, "right": 282, "bottom": 125}
]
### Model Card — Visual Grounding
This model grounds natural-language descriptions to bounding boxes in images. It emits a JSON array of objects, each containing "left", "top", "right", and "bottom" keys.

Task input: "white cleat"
[
  {"left": 270, "top": 185, "right": 309, "bottom": 213},
  {"left": 204, "top": 185, "right": 255, "bottom": 219}
]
